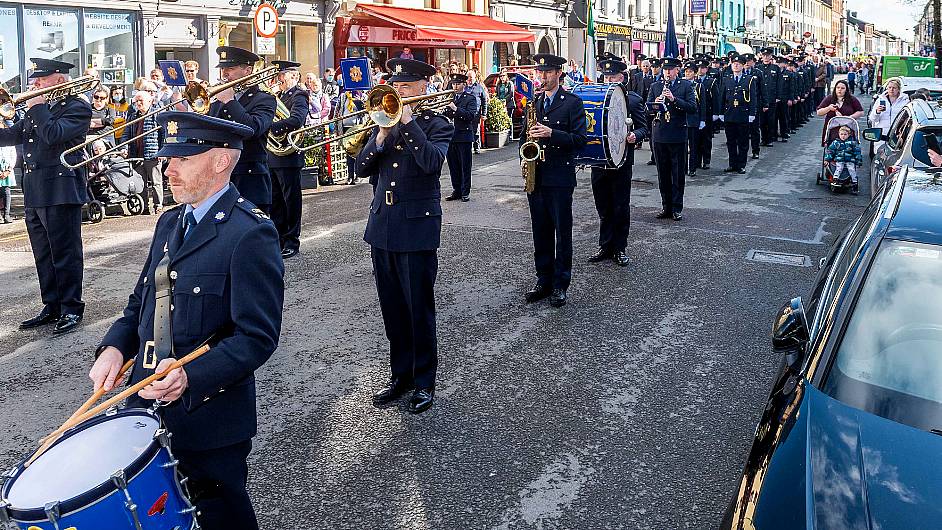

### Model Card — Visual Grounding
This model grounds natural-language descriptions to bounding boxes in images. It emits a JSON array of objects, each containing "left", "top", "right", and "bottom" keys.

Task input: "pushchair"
[
  {"left": 816, "top": 116, "right": 861, "bottom": 194},
  {"left": 84, "top": 154, "right": 146, "bottom": 223}
]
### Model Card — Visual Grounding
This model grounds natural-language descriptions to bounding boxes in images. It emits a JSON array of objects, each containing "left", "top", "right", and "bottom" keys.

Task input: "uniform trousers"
[
  {"left": 270, "top": 166, "right": 302, "bottom": 252},
  {"left": 653, "top": 142, "right": 687, "bottom": 214},
  {"left": 687, "top": 126, "right": 710, "bottom": 171},
  {"left": 725, "top": 122, "right": 750, "bottom": 170},
  {"left": 749, "top": 113, "right": 762, "bottom": 155},
  {"left": 371, "top": 247, "right": 439, "bottom": 389},
  {"left": 527, "top": 186, "right": 574, "bottom": 290},
  {"left": 447, "top": 141, "right": 472, "bottom": 198},
  {"left": 776, "top": 103, "right": 791, "bottom": 139},
  {"left": 176, "top": 440, "right": 257, "bottom": 530},
  {"left": 24, "top": 204, "right": 84, "bottom": 315},
  {"left": 760, "top": 103, "right": 777, "bottom": 144},
  {"left": 590, "top": 163, "right": 631, "bottom": 253},
  {"left": 135, "top": 158, "right": 163, "bottom": 211}
]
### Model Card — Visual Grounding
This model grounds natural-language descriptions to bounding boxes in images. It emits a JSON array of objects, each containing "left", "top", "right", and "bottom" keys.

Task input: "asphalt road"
[{"left": 0, "top": 114, "right": 871, "bottom": 529}]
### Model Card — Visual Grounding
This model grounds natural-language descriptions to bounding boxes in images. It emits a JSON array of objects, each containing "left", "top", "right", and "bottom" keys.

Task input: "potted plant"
[{"left": 484, "top": 95, "right": 511, "bottom": 148}]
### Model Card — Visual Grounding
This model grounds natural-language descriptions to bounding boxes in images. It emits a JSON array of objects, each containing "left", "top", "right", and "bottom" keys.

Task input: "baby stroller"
[
  {"left": 84, "top": 154, "right": 146, "bottom": 223},
  {"left": 816, "top": 116, "right": 861, "bottom": 194}
]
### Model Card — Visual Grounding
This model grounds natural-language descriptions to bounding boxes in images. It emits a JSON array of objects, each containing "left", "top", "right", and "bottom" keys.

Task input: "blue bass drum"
[
  {"left": 571, "top": 83, "right": 629, "bottom": 168},
  {"left": 0, "top": 408, "right": 198, "bottom": 530}
]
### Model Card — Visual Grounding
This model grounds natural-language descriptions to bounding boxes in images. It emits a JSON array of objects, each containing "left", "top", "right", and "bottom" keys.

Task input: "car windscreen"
[
  {"left": 909, "top": 128, "right": 942, "bottom": 166},
  {"left": 823, "top": 240, "right": 942, "bottom": 433}
]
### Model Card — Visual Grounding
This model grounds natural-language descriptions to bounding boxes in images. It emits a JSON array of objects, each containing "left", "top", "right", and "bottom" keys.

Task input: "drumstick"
[{"left": 29, "top": 344, "right": 210, "bottom": 464}]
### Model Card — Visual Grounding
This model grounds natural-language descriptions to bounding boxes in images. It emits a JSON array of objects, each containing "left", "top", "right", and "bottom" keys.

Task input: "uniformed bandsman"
[
  {"left": 520, "top": 53, "right": 587, "bottom": 307},
  {"left": 775, "top": 56, "right": 794, "bottom": 142},
  {"left": 355, "top": 59, "right": 454, "bottom": 413},
  {"left": 443, "top": 73, "right": 480, "bottom": 202},
  {"left": 0, "top": 58, "right": 91, "bottom": 334},
  {"left": 647, "top": 56, "right": 698, "bottom": 220},
  {"left": 267, "top": 60, "right": 310, "bottom": 259},
  {"left": 757, "top": 47, "right": 782, "bottom": 147},
  {"left": 646, "top": 57, "right": 664, "bottom": 166},
  {"left": 789, "top": 59, "right": 804, "bottom": 132},
  {"left": 627, "top": 54, "right": 647, "bottom": 96},
  {"left": 90, "top": 111, "right": 285, "bottom": 530},
  {"left": 208, "top": 46, "right": 277, "bottom": 212},
  {"left": 742, "top": 53, "right": 765, "bottom": 159},
  {"left": 689, "top": 59, "right": 718, "bottom": 175},
  {"left": 720, "top": 54, "right": 758, "bottom": 174},
  {"left": 588, "top": 59, "right": 647, "bottom": 267}
]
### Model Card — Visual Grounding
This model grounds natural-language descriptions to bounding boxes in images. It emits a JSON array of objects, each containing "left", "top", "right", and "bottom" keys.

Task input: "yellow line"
[{"left": 0, "top": 233, "right": 28, "bottom": 243}]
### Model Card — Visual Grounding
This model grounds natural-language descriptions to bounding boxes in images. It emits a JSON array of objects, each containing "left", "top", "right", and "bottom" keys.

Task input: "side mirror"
[
  {"left": 772, "top": 297, "right": 810, "bottom": 368},
  {"left": 862, "top": 127, "right": 884, "bottom": 142}
]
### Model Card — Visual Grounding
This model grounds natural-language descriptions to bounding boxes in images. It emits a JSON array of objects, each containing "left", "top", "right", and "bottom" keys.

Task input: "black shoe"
[
  {"left": 281, "top": 248, "right": 299, "bottom": 259},
  {"left": 646, "top": 160, "right": 656, "bottom": 165},
  {"left": 525, "top": 283, "right": 552, "bottom": 303},
  {"left": 701, "top": 164, "right": 710, "bottom": 170},
  {"left": 723, "top": 167, "right": 735, "bottom": 173},
  {"left": 752, "top": 153, "right": 760, "bottom": 159},
  {"left": 408, "top": 388, "right": 434, "bottom": 414},
  {"left": 761, "top": 142, "right": 773, "bottom": 147},
  {"left": 19, "top": 307, "right": 60, "bottom": 329},
  {"left": 549, "top": 289, "right": 568, "bottom": 308},
  {"left": 778, "top": 138, "right": 788, "bottom": 142},
  {"left": 672, "top": 212, "right": 683, "bottom": 221},
  {"left": 687, "top": 170, "right": 697, "bottom": 177},
  {"left": 444, "top": 193, "right": 461, "bottom": 201},
  {"left": 372, "top": 378, "right": 414, "bottom": 408},
  {"left": 461, "top": 196, "right": 470, "bottom": 202},
  {"left": 737, "top": 168, "right": 747, "bottom": 174},
  {"left": 588, "top": 248, "right": 612, "bottom": 263},
  {"left": 52, "top": 313, "right": 82, "bottom": 334},
  {"left": 655, "top": 209, "right": 672, "bottom": 219},
  {"left": 612, "top": 250, "right": 629, "bottom": 267}
]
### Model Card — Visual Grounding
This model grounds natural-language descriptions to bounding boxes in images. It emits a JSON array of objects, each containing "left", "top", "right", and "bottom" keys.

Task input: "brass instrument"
[
  {"left": 184, "top": 65, "right": 280, "bottom": 114},
  {"left": 519, "top": 99, "right": 542, "bottom": 194},
  {"left": 0, "top": 75, "right": 100, "bottom": 119},
  {"left": 266, "top": 91, "right": 295, "bottom": 156}
]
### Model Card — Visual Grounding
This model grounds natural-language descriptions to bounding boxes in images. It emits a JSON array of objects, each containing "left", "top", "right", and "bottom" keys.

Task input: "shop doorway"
[{"left": 538, "top": 35, "right": 554, "bottom": 55}]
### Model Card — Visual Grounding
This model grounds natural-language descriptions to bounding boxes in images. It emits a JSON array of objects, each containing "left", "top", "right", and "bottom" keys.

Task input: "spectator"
[
  {"left": 868, "top": 78, "right": 909, "bottom": 152},
  {"left": 399, "top": 47, "right": 414, "bottom": 60},
  {"left": 814, "top": 56, "right": 828, "bottom": 109},
  {"left": 466, "top": 67, "right": 487, "bottom": 153},
  {"left": 372, "top": 65, "right": 384, "bottom": 85},
  {"left": 911, "top": 87, "right": 933, "bottom": 102},
  {"left": 430, "top": 68, "right": 444, "bottom": 92},
  {"left": 496, "top": 71, "right": 514, "bottom": 116},
  {"left": 183, "top": 60, "right": 204, "bottom": 85},
  {"left": 322, "top": 68, "right": 340, "bottom": 99},
  {"left": 305, "top": 75, "right": 331, "bottom": 125},
  {"left": 121, "top": 82, "right": 164, "bottom": 214},
  {"left": 82, "top": 67, "right": 99, "bottom": 101},
  {"left": 858, "top": 64, "right": 870, "bottom": 94},
  {"left": 88, "top": 87, "right": 117, "bottom": 145},
  {"left": 816, "top": 79, "right": 864, "bottom": 146},
  {"left": 0, "top": 121, "right": 14, "bottom": 223},
  {"left": 823, "top": 125, "right": 863, "bottom": 187},
  {"left": 846, "top": 65, "right": 856, "bottom": 94},
  {"left": 149, "top": 68, "right": 174, "bottom": 107},
  {"left": 566, "top": 60, "right": 583, "bottom": 85},
  {"left": 108, "top": 85, "right": 130, "bottom": 140}
]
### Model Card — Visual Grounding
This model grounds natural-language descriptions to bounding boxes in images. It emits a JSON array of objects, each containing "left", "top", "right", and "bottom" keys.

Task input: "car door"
[{"left": 871, "top": 108, "right": 912, "bottom": 196}]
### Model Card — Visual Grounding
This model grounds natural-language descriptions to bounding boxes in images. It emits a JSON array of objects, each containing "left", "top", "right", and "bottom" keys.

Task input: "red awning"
[{"left": 354, "top": 4, "right": 534, "bottom": 43}]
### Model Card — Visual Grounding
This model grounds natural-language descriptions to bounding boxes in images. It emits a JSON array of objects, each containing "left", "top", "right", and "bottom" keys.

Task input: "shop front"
[
  {"left": 594, "top": 22, "right": 632, "bottom": 62},
  {"left": 492, "top": 2, "right": 564, "bottom": 69},
  {"left": 630, "top": 28, "right": 686, "bottom": 62},
  {"left": 695, "top": 30, "right": 719, "bottom": 55}
]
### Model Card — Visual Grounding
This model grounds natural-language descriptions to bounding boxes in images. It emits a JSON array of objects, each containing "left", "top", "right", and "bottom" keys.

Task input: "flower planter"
[{"left": 484, "top": 129, "right": 510, "bottom": 149}]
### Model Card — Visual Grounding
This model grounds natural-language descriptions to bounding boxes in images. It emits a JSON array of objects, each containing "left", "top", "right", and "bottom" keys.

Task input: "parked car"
[
  {"left": 864, "top": 98, "right": 942, "bottom": 197},
  {"left": 720, "top": 166, "right": 942, "bottom": 530},
  {"left": 868, "top": 76, "right": 942, "bottom": 124}
]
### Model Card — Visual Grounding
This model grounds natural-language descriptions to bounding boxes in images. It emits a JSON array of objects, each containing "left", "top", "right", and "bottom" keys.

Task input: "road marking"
[
  {"left": 633, "top": 217, "right": 831, "bottom": 245},
  {"left": 746, "top": 249, "right": 811, "bottom": 267}
]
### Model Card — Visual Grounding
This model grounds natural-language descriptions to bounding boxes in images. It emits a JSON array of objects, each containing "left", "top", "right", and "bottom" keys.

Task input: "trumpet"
[
  {"left": 0, "top": 75, "right": 100, "bottom": 119},
  {"left": 184, "top": 65, "right": 280, "bottom": 114}
]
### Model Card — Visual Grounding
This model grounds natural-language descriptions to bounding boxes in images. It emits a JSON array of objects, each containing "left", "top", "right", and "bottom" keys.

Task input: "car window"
[
  {"left": 887, "top": 110, "right": 911, "bottom": 149},
  {"left": 909, "top": 128, "right": 942, "bottom": 166},
  {"left": 823, "top": 240, "right": 942, "bottom": 432}
]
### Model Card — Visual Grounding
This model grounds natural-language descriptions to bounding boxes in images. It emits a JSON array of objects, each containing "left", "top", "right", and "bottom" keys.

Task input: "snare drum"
[
  {"left": 571, "top": 83, "right": 629, "bottom": 168},
  {"left": 1, "top": 408, "right": 197, "bottom": 530}
]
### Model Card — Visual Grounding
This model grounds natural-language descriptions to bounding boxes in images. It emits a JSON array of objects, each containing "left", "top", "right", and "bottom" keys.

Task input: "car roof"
[
  {"left": 884, "top": 76, "right": 942, "bottom": 93},
  {"left": 904, "top": 99, "right": 942, "bottom": 126},
  {"left": 885, "top": 166, "right": 942, "bottom": 245}
]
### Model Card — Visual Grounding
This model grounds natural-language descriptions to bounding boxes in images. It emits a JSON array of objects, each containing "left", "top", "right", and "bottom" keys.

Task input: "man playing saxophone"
[
  {"left": 266, "top": 60, "right": 310, "bottom": 259},
  {"left": 520, "top": 54, "right": 587, "bottom": 308}
]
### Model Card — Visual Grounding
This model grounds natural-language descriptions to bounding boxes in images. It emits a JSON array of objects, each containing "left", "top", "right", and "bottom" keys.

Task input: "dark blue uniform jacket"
[
  {"left": 647, "top": 78, "right": 698, "bottom": 143},
  {"left": 210, "top": 88, "right": 276, "bottom": 204},
  {"left": 723, "top": 75, "right": 759, "bottom": 123},
  {"left": 519, "top": 88, "right": 588, "bottom": 188},
  {"left": 442, "top": 91, "right": 480, "bottom": 143},
  {"left": 267, "top": 84, "right": 310, "bottom": 169}
]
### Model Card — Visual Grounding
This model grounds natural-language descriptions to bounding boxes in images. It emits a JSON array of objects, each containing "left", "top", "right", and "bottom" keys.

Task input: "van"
[{"left": 875, "top": 55, "right": 936, "bottom": 87}]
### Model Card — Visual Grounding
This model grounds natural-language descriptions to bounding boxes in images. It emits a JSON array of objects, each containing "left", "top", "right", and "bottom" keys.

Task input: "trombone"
[
  {"left": 0, "top": 75, "right": 100, "bottom": 119},
  {"left": 287, "top": 85, "right": 456, "bottom": 155}
]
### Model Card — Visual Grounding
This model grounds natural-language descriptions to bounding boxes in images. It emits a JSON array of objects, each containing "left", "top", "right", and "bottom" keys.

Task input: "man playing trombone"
[
  {"left": 0, "top": 58, "right": 92, "bottom": 334},
  {"left": 355, "top": 59, "right": 454, "bottom": 414},
  {"left": 208, "top": 46, "right": 276, "bottom": 212},
  {"left": 266, "top": 60, "right": 310, "bottom": 259}
]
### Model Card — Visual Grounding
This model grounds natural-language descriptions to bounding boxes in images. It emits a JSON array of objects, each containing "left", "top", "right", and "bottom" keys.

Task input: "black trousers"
[
  {"left": 177, "top": 440, "right": 257, "bottom": 530},
  {"left": 725, "top": 122, "right": 750, "bottom": 170},
  {"left": 687, "top": 126, "right": 710, "bottom": 171},
  {"left": 777, "top": 102, "right": 791, "bottom": 138},
  {"left": 590, "top": 163, "right": 631, "bottom": 253},
  {"left": 270, "top": 166, "right": 302, "bottom": 252},
  {"left": 749, "top": 114, "right": 761, "bottom": 155},
  {"left": 527, "top": 186, "right": 574, "bottom": 290},
  {"left": 791, "top": 100, "right": 801, "bottom": 129},
  {"left": 760, "top": 103, "right": 777, "bottom": 144},
  {"left": 447, "top": 141, "right": 472, "bottom": 198},
  {"left": 371, "top": 247, "right": 438, "bottom": 389},
  {"left": 653, "top": 142, "right": 686, "bottom": 214},
  {"left": 135, "top": 158, "right": 163, "bottom": 210},
  {"left": 25, "top": 205, "right": 84, "bottom": 315}
]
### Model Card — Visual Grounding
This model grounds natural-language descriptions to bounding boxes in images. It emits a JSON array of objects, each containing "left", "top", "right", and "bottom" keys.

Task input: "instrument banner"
[
  {"left": 340, "top": 57, "right": 373, "bottom": 92},
  {"left": 158, "top": 60, "right": 188, "bottom": 86},
  {"left": 514, "top": 74, "right": 534, "bottom": 104}
]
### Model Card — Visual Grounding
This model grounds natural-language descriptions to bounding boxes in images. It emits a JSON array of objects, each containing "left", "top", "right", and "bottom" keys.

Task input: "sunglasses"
[{"left": 185, "top": 70, "right": 197, "bottom": 73}]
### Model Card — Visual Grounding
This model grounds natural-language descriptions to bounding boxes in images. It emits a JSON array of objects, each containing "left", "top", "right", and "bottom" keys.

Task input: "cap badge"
[
  {"left": 220, "top": 51, "right": 227, "bottom": 59},
  {"left": 166, "top": 121, "right": 178, "bottom": 135},
  {"left": 395, "top": 64, "right": 403, "bottom": 73},
  {"left": 539, "top": 58, "right": 545, "bottom": 65}
]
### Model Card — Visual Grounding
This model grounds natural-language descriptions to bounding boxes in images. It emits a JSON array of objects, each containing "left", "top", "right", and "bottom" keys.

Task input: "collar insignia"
[{"left": 214, "top": 211, "right": 226, "bottom": 221}]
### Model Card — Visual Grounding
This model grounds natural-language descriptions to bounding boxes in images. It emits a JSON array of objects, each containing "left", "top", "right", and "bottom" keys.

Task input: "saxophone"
[{"left": 519, "top": 100, "right": 543, "bottom": 194}]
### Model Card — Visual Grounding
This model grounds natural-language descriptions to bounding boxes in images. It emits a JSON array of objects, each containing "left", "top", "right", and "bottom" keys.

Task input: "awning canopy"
[
  {"left": 353, "top": 4, "right": 535, "bottom": 43},
  {"left": 724, "top": 42, "right": 755, "bottom": 55}
]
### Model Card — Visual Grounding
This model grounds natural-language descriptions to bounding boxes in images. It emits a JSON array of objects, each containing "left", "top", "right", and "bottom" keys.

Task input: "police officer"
[
  {"left": 647, "top": 56, "right": 698, "bottom": 221},
  {"left": 628, "top": 54, "right": 647, "bottom": 95},
  {"left": 443, "top": 72, "right": 480, "bottom": 202},
  {"left": 757, "top": 47, "right": 782, "bottom": 147},
  {"left": 588, "top": 59, "right": 647, "bottom": 267},
  {"left": 0, "top": 58, "right": 91, "bottom": 334},
  {"left": 520, "top": 53, "right": 587, "bottom": 307},
  {"left": 90, "top": 111, "right": 285, "bottom": 530},
  {"left": 355, "top": 59, "right": 453, "bottom": 414},
  {"left": 209, "top": 46, "right": 276, "bottom": 212},
  {"left": 776, "top": 56, "right": 795, "bottom": 142},
  {"left": 742, "top": 54, "right": 764, "bottom": 159},
  {"left": 789, "top": 59, "right": 804, "bottom": 132},
  {"left": 689, "top": 59, "right": 718, "bottom": 175},
  {"left": 646, "top": 57, "right": 664, "bottom": 166},
  {"left": 267, "top": 60, "right": 310, "bottom": 259},
  {"left": 720, "top": 54, "right": 758, "bottom": 174}
]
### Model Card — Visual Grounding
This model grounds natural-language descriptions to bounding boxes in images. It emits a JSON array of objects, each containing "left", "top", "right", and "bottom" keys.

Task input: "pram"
[
  {"left": 84, "top": 154, "right": 146, "bottom": 223},
  {"left": 816, "top": 116, "right": 861, "bottom": 194}
]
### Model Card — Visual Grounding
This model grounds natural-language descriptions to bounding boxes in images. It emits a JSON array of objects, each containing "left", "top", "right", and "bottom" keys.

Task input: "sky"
[{"left": 846, "top": 0, "right": 921, "bottom": 40}]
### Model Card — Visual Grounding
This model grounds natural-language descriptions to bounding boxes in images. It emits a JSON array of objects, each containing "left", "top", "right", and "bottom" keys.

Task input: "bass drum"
[{"left": 571, "top": 83, "right": 629, "bottom": 169}]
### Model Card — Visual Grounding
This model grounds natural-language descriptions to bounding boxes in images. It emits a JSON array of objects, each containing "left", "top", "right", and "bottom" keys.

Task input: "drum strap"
[{"left": 145, "top": 243, "right": 176, "bottom": 370}]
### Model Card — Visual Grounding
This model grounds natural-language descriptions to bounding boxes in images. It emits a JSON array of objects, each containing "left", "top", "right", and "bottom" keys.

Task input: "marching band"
[{"left": 0, "top": 43, "right": 827, "bottom": 530}]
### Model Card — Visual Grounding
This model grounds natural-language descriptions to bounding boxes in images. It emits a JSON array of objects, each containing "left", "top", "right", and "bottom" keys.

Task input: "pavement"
[{"left": 0, "top": 114, "right": 871, "bottom": 529}]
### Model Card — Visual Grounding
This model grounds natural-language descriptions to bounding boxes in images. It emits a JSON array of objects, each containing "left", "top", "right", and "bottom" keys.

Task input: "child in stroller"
[
  {"left": 84, "top": 139, "right": 146, "bottom": 223},
  {"left": 823, "top": 124, "right": 863, "bottom": 193}
]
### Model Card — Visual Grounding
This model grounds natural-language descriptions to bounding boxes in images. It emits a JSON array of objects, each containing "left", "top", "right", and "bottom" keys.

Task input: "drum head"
[
  {"left": 6, "top": 412, "right": 159, "bottom": 509},
  {"left": 604, "top": 85, "right": 629, "bottom": 167}
]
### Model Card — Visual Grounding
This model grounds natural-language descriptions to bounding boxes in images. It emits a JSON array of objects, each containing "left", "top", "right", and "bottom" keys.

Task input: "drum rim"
[
  {"left": 602, "top": 84, "right": 629, "bottom": 168},
  {"left": 1, "top": 408, "right": 162, "bottom": 521}
]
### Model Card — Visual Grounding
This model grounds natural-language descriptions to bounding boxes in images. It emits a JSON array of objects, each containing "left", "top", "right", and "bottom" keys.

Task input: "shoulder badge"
[{"left": 252, "top": 208, "right": 270, "bottom": 220}]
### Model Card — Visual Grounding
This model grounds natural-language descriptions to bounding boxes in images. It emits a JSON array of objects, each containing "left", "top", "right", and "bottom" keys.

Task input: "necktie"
[
  {"left": 183, "top": 211, "right": 197, "bottom": 240},
  {"left": 543, "top": 96, "right": 551, "bottom": 114}
]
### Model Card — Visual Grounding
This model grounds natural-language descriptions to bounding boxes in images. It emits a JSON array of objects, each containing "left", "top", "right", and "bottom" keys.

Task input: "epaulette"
[{"left": 234, "top": 196, "right": 271, "bottom": 222}]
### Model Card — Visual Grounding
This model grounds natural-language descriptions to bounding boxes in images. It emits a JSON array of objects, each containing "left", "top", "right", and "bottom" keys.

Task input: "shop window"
[
  {"left": 290, "top": 23, "right": 319, "bottom": 76},
  {"left": 23, "top": 7, "right": 80, "bottom": 78},
  {"left": 464, "top": 0, "right": 475, "bottom": 13},
  {"left": 425, "top": 0, "right": 440, "bottom": 8},
  {"left": 219, "top": 20, "right": 253, "bottom": 56},
  {"left": 85, "top": 11, "right": 136, "bottom": 89},
  {"left": 0, "top": 6, "right": 21, "bottom": 92}
]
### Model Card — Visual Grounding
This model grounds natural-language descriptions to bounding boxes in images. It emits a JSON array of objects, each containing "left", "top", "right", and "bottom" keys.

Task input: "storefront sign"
[
  {"left": 698, "top": 33, "right": 717, "bottom": 47},
  {"left": 595, "top": 23, "right": 631, "bottom": 40},
  {"left": 689, "top": 0, "right": 708, "bottom": 16},
  {"left": 348, "top": 25, "right": 465, "bottom": 47},
  {"left": 631, "top": 29, "right": 664, "bottom": 42},
  {"left": 230, "top": 0, "right": 288, "bottom": 11}
]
